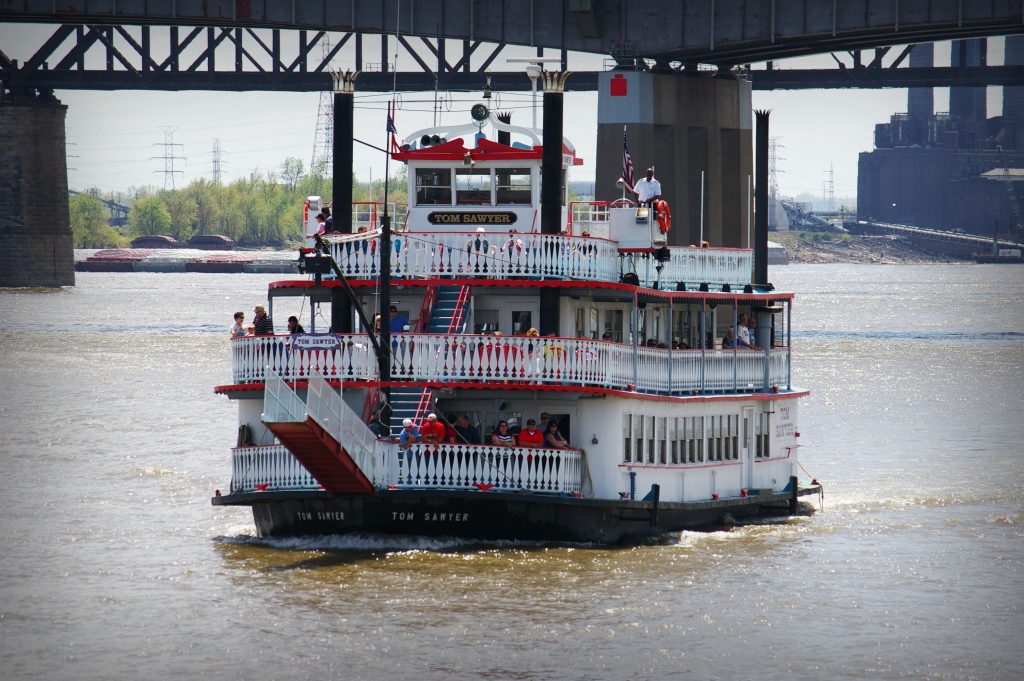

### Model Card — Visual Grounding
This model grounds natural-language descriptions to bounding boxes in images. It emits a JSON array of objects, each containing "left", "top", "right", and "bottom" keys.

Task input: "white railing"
[
  {"left": 618, "top": 247, "right": 753, "bottom": 289},
  {"left": 322, "top": 230, "right": 751, "bottom": 287},
  {"left": 385, "top": 443, "right": 584, "bottom": 493},
  {"left": 306, "top": 370, "right": 379, "bottom": 482},
  {"left": 261, "top": 369, "right": 306, "bottom": 422},
  {"left": 226, "top": 441, "right": 584, "bottom": 494},
  {"left": 230, "top": 444, "right": 319, "bottom": 493},
  {"left": 233, "top": 334, "right": 791, "bottom": 394}
]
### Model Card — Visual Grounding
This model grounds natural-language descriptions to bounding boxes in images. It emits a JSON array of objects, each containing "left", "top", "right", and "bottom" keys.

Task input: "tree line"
[{"left": 70, "top": 157, "right": 408, "bottom": 249}]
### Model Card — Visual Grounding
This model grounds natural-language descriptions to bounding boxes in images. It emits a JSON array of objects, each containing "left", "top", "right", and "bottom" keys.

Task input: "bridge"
[
  {"left": 847, "top": 219, "right": 1024, "bottom": 257},
  {"left": 2, "top": 1, "right": 1024, "bottom": 93}
]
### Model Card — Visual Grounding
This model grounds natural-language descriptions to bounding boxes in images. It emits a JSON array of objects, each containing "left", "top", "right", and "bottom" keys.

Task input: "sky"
[{"left": 1, "top": 24, "right": 1007, "bottom": 204}]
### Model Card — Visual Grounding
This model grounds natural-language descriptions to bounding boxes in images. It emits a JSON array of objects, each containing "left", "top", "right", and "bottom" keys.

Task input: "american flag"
[
  {"left": 387, "top": 102, "right": 401, "bottom": 153},
  {"left": 622, "top": 128, "right": 636, "bottom": 194}
]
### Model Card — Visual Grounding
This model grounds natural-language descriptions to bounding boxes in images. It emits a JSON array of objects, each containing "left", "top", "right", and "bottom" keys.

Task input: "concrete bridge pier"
[
  {"left": 0, "top": 91, "right": 75, "bottom": 288},
  {"left": 596, "top": 71, "right": 753, "bottom": 249}
]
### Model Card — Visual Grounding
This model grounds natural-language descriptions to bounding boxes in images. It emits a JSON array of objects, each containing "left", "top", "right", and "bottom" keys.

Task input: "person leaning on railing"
[
  {"left": 252, "top": 305, "right": 274, "bottom": 335},
  {"left": 491, "top": 421, "right": 517, "bottom": 448},
  {"left": 517, "top": 419, "right": 544, "bottom": 448}
]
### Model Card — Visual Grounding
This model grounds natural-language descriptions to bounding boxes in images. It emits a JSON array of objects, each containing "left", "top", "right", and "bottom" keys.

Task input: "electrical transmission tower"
[
  {"left": 310, "top": 38, "right": 335, "bottom": 177},
  {"left": 211, "top": 138, "right": 226, "bottom": 183},
  {"left": 823, "top": 163, "right": 835, "bottom": 211},
  {"left": 152, "top": 126, "right": 185, "bottom": 189},
  {"left": 768, "top": 137, "right": 782, "bottom": 229}
]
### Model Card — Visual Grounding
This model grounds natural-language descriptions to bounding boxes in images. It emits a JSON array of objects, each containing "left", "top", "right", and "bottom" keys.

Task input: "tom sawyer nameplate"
[
  {"left": 292, "top": 334, "right": 341, "bottom": 350},
  {"left": 427, "top": 211, "right": 518, "bottom": 225}
]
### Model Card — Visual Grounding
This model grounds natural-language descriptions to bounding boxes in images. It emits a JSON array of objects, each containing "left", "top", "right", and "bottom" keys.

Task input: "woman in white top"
[{"left": 230, "top": 311, "right": 247, "bottom": 338}]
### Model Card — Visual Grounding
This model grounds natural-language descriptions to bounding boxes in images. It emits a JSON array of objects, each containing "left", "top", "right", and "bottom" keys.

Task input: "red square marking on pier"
[{"left": 610, "top": 74, "right": 628, "bottom": 97}]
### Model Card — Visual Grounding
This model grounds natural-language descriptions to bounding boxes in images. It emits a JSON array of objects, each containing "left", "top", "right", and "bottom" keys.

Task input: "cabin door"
[{"left": 741, "top": 406, "right": 755, "bottom": 490}]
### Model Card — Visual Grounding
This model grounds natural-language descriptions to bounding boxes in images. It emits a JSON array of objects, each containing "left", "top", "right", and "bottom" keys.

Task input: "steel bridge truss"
[
  {"left": 2, "top": 25, "right": 1023, "bottom": 94},
  {"left": 0, "top": 24, "right": 575, "bottom": 93}
]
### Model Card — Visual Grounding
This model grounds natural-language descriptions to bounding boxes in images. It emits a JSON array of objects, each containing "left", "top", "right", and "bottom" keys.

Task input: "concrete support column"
[
  {"left": 596, "top": 72, "right": 753, "bottom": 248},
  {"left": 0, "top": 92, "right": 74, "bottom": 287}
]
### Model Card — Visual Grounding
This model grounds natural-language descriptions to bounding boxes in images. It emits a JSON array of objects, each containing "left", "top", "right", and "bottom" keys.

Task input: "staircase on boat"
[
  {"left": 262, "top": 369, "right": 377, "bottom": 493},
  {"left": 386, "top": 284, "right": 470, "bottom": 434}
]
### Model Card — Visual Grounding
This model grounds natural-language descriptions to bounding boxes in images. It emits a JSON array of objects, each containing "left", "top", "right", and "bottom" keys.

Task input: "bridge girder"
[
  {"left": 3, "top": 25, "right": 1024, "bottom": 93},
  {"left": 1, "top": 0, "right": 1023, "bottom": 66}
]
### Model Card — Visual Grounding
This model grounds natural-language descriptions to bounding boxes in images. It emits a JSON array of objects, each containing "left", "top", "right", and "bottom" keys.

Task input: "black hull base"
[{"left": 213, "top": 487, "right": 821, "bottom": 544}]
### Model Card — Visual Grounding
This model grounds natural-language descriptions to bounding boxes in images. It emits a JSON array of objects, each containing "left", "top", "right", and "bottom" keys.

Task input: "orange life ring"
[
  {"left": 656, "top": 200, "right": 671, "bottom": 234},
  {"left": 303, "top": 201, "right": 310, "bottom": 225}
]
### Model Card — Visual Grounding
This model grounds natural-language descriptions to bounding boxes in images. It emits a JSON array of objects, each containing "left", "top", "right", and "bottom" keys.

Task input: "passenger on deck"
[
  {"left": 399, "top": 418, "right": 421, "bottom": 451},
  {"left": 373, "top": 313, "right": 382, "bottom": 335},
  {"left": 421, "top": 413, "right": 447, "bottom": 444},
  {"left": 230, "top": 312, "right": 247, "bottom": 338},
  {"left": 747, "top": 316, "right": 759, "bottom": 349},
  {"left": 453, "top": 414, "right": 482, "bottom": 445},
  {"left": 252, "top": 306, "right": 274, "bottom": 335},
  {"left": 517, "top": 419, "right": 544, "bottom": 448},
  {"left": 722, "top": 326, "right": 737, "bottom": 348},
  {"left": 491, "top": 421, "right": 517, "bottom": 448},
  {"left": 634, "top": 167, "right": 662, "bottom": 207},
  {"left": 287, "top": 316, "right": 305, "bottom": 335},
  {"left": 314, "top": 213, "right": 326, "bottom": 235},
  {"left": 544, "top": 420, "right": 569, "bottom": 449},
  {"left": 389, "top": 306, "right": 409, "bottom": 333},
  {"left": 320, "top": 206, "right": 334, "bottom": 233},
  {"left": 737, "top": 314, "right": 754, "bottom": 349}
]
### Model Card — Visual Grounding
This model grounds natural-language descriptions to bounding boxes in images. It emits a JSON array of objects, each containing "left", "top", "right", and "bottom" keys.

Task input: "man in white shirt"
[{"left": 634, "top": 167, "right": 662, "bottom": 206}]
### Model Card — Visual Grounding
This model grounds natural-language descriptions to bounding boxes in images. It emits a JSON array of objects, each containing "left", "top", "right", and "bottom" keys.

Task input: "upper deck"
[{"left": 322, "top": 229, "right": 753, "bottom": 290}]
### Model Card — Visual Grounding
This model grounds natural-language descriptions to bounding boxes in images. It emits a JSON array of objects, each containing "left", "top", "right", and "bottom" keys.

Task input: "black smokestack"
[
  {"left": 497, "top": 111, "right": 512, "bottom": 146},
  {"left": 331, "top": 72, "right": 355, "bottom": 334},
  {"left": 540, "top": 73, "right": 567, "bottom": 336},
  {"left": 333, "top": 84, "right": 354, "bottom": 234},
  {"left": 754, "top": 109, "right": 770, "bottom": 286}
]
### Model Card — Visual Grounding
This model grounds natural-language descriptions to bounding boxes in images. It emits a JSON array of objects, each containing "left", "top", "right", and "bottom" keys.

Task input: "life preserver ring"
[
  {"left": 656, "top": 200, "right": 671, "bottom": 234},
  {"left": 303, "top": 201, "right": 310, "bottom": 225}
]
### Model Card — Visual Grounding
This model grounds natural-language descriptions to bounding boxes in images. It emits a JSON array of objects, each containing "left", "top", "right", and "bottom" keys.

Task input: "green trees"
[
  {"left": 77, "top": 165, "right": 409, "bottom": 247},
  {"left": 70, "top": 193, "right": 126, "bottom": 248},
  {"left": 128, "top": 196, "right": 172, "bottom": 236}
]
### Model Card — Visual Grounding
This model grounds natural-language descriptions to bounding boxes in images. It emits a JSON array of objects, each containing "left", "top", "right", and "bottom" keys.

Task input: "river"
[{"left": 1, "top": 264, "right": 1021, "bottom": 681}]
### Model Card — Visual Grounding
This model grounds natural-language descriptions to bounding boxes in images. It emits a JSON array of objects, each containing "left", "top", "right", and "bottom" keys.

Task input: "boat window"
[
  {"left": 415, "top": 168, "right": 452, "bottom": 205},
  {"left": 495, "top": 168, "right": 532, "bottom": 205},
  {"left": 623, "top": 414, "right": 632, "bottom": 463},
  {"left": 511, "top": 310, "right": 532, "bottom": 335},
  {"left": 538, "top": 168, "right": 569, "bottom": 206},
  {"left": 474, "top": 309, "right": 499, "bottom": 334},
  {"left": 604, "top": 309, "right": 624, "bottom": 343},
  {"left": 456, "top": 168, "right": 492, "bottom": 205}
]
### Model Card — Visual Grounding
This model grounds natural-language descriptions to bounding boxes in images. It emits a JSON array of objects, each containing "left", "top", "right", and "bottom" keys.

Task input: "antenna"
[{"left": 152, "top": 126, "right": 185, "bottom": 190}]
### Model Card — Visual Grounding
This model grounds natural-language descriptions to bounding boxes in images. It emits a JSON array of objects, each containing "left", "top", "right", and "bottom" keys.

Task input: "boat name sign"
[
  {"left": 292, "top": 334, "right": 342, "bottom": 350},
  {"left": 428, "top": 211, "right": 517, "bottom": 225}
]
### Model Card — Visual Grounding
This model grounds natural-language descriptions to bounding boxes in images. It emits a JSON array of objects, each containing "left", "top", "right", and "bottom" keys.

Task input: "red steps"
[{"left": 265, "top": 418, "right": 375, "bottom": 494}]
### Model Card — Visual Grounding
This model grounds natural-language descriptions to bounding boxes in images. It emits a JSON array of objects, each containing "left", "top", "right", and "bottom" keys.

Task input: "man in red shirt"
[
  {"left": 518, "top": 418, "right": 544, "bottom": 448},
  {"left": 421, "top": 413, "right": 447, "bottom": 444}
]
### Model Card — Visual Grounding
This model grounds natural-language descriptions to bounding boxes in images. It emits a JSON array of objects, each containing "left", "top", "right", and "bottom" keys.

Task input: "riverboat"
[{"left": 211, "top": 89, "right": 821, "bottom": 543}]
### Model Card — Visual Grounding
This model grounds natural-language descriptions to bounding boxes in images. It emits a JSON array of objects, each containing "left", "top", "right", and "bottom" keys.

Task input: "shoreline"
[{"left": 771, "top": 232, "right": 965, "bottom": 265}]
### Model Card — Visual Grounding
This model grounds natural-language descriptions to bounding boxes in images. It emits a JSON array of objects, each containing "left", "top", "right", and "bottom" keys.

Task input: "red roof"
[{"left": 392, "top": 136, "right": 582, "bottom": 165}]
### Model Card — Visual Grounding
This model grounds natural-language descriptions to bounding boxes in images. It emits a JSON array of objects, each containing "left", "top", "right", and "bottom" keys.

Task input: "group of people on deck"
[
  {"left": 399, "top": 411, "right": 569, "bottom": 451},
  {"left": 230, "top": 306, "right": 306, "bottom": 337},
  {"left": 722, "top": 313, "right": 760, "bottom": 349}
]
